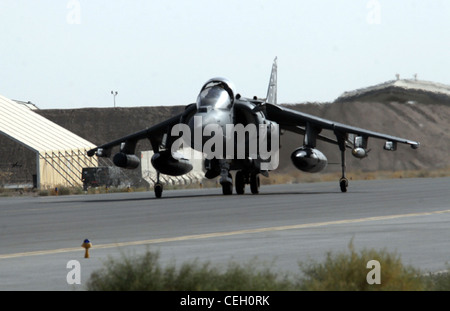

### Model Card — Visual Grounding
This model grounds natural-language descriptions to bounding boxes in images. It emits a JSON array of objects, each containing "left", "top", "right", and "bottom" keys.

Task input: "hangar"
[{"left": 0, "top": 94, "right": 98, "bottom": 189}]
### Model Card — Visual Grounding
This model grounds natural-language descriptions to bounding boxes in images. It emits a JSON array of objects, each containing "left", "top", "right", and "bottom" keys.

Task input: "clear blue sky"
[{"left": 1, "top": 0, "right": 449, "bottom": 109}]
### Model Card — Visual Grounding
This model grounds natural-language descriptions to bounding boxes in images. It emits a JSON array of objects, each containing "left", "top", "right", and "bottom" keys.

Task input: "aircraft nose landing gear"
[
  {"left": 221, "top": 174, "right": 233, "bottom": 195},
  {"left": 219, "top": 160, "right": 233, "bottom": 195}
]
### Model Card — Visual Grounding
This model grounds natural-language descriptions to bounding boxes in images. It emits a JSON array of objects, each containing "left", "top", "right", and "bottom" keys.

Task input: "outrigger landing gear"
[
  {"left": 338, "top": 138, "right": 348, "bottom": 193},
  {"left": 340, "top": 177, "right": 348, "bottom": 193},
  {"left": 154, "top": 171, "right": 163, "bottom": 198}
]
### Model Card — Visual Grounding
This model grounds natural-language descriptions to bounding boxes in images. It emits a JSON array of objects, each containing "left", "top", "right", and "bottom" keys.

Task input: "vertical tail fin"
[{"left": 265, "top": 57, "right": 277, "bottom": 105}]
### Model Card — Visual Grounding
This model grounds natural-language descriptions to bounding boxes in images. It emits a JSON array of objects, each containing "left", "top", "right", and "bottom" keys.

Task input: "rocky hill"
[{"left": 2, "top": 79, "right": 450, "bottom": 186}]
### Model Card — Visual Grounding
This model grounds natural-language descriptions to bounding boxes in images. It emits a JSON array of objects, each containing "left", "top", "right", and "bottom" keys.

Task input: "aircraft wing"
[
  {"left": 281, "top": 124, "right": 354, "bottom": 149},
  {"left": 87, "top": 104, "right": 197, "bottom": 157},
  {"left": 263, "top": 103, "right": 420, "bottom": 149}
]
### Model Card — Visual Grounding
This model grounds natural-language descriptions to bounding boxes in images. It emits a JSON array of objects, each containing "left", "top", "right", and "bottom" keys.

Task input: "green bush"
[
  {"left": 297, "top": 242, "right": 424, "bottom": 290},
  {"left": 86, "top": 251, "right": 294, "bottom": 291},
  {"left": 86, "top": 245, "right": 447, "bottom": 291},
  {"left": 421, "top": 269, "right": 450, "bottom": 291}
]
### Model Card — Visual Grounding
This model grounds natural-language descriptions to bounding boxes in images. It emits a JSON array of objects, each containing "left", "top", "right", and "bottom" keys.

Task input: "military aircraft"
[{"left": 87, "top": 58, "right": 420, "bottom": 198}]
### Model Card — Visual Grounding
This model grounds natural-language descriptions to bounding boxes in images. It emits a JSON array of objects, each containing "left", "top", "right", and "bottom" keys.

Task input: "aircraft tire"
[
  {"left": 250, "top": 173, "right": 260, "bottom": 194},
  {"left": 235, "top": 171, "right": 245, "bottom": 195},
  {"left": 222, "top": 182, "right": 233, "bottom": 195},
  {"left": 339, "top": 178, "right": 348, "bottom": 193},
  {"left": 155, "top": 183, "right": 163, "bottom": 198}
]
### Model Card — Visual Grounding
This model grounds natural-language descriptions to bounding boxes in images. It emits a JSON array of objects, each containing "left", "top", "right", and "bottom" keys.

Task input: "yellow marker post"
[{"left": 81, "top": 239, "right": 92, "bottom": 258}]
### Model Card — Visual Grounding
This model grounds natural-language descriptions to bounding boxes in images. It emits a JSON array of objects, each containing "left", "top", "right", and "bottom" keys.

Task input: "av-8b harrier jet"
[{"left": 88, "top": 58, "right": 420, "bottom": 198}]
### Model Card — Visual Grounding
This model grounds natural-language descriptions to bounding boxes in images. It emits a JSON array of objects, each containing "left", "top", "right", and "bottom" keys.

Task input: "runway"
[{"left": 0, "top": 177, "right": 449, "bottom": 290}]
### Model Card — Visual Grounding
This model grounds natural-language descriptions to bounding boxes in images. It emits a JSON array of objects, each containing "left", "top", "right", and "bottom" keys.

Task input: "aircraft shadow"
[{"left": 51, "top": 189, "right": 368, "bottom": 204}]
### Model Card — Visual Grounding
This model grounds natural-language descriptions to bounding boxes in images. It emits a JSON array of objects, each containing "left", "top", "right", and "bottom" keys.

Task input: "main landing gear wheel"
[
  {"left": 339, "top": 178, "right": 348, "bottom": 193},
  {"left": 250, "top": 173, "right": 260, "bottom": 194},
  {"left": 235, "top": 171, "right": 245, "bottom": 195},
  {"left": 154, "top": 183, "right": 163, "bottom": 198}
]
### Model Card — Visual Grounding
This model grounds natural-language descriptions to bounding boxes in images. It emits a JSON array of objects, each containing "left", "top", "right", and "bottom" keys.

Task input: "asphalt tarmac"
[{"left": 0, "top": 177, "right": 449, "bottom": 290}]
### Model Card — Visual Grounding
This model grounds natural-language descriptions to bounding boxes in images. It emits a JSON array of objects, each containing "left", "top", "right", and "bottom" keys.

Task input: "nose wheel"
[
  {"left": 219, "top": 160, "right": 233, "bottom": 195},
  {"left": 221, "top": 173, "right": 233, "bottom": 195}
]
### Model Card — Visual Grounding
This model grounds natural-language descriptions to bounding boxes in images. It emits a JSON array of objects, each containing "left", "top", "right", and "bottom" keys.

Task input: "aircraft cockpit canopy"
[{"left": 196, "top": 78, "right": 236, "bottom": 110}]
